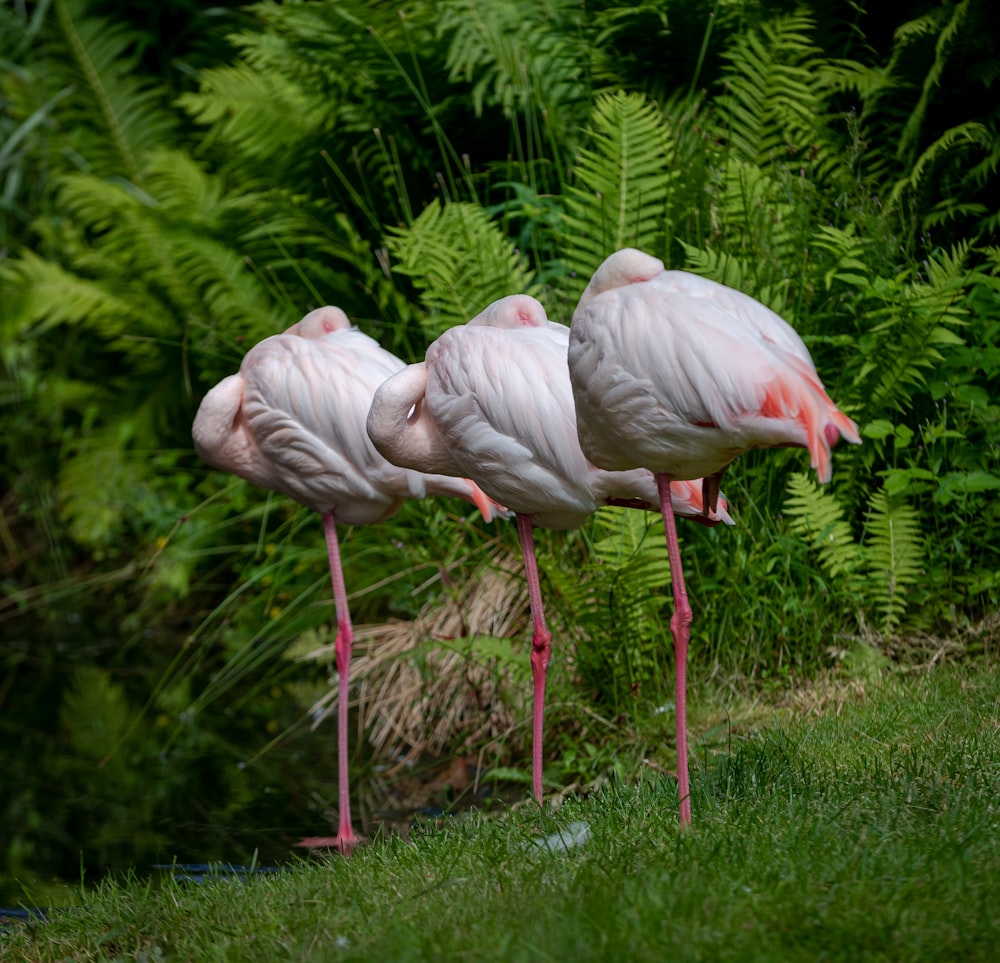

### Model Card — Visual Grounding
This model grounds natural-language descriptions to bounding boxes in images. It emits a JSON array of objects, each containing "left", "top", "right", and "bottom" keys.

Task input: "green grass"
[{"left": 5, "top": 663, "right": 999, "bottom": 962}]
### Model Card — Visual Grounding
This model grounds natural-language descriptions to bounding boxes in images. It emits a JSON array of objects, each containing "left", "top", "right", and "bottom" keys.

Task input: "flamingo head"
[
  {"left": 285, "top": 305, "right": 352, "bottom": 339},
  {"left": 468, "top": 294, "right": 549, "bottom": 330}
]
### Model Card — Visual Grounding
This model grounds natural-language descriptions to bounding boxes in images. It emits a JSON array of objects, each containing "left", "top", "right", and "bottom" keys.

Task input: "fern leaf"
[
  {"left": 854, "top": 244, "right": 969, "bottom": 414},
  {"left": 888, "top": 121, "right": 990, "bottom": 211},
  {"left": 677, "top": 239, "right": 790, "bottom": 319},
  {"left": 178, "top": 60, "right": 327, "bottom": 166},
  {"left": 863, "top": 489, "right": 923, "bottom": 632},
  {"left": 59, "top": 667, "right": 133, "bottom": 771},
  {"left": 783, "top": 473, "right": 861, "bottom": 579},
  {"left": 713, "top": 13, "right": 826, "bottom": 168},
  {"left": 810, "top": 224, "right": 870, "bottom": 290},
  {"left": 437, "top": 0, "right": 587, "bottom": 138},
  {"left": 386, "top": 200, "right": 538, "bottom": 339},
  {"left": 54, "top": 0, "right": 177, "bottom": 182},
  {"left": 895, "top": 0, "right": 971, "bottom": 163},
  {"left": 561, "top": 91, "right": 676, "bottom": 288},
  {"left": 1, "top": 247, "right": 136, "bottom": 337}
]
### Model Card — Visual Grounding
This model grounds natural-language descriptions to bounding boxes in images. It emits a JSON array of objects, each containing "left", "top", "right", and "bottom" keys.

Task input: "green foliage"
[
  {"left": 387, "top": 200, "right": 539, "bottom": 339},
  {"left": 437, "top": 0, "right": 590, "bottom": 155},
  {"left": 849, "top": 243, "right": 970, "bottom": 418},
  {"left": 863, "top": 489, "right": 924, "bottom": 632},
  {"left": 784, "top": 474, "right": 925, "bottom": 634},
  {"left": 51, "top": 0, "right": 179, "bottom": 182},
  {"left": 561, "top": 91, "right": 677, "bottom": 289},
  {"left": 784, "top": 473, "right": 861, "bottom": 581},
  {"left": 545, "top": 507, "right": 675, "bottom": 710},
  {"left": 713, "top": 11, "right": 828, "bottom": 171},
  {"left": 3, "top": 0, "right": 1000, "bottom": 899},
  {"left": 832, "top": 0, "right": 1000, "bottom": 244}
]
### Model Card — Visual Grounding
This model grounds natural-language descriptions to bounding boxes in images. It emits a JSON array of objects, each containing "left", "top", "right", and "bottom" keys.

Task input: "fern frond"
[
  {"left": 894, "top": 0, "right": 971, "bottom": 164},
  {"left": 713, "top": 12, "right": 827, "bottom": 169},
  {"left": 854, "top": 244, "right": 969, "bottom": 414},
  {"left": 59, "top": 667, "right": 133, "bottom": 767},
  {"left": 565, "top": 507, "right": 674, "bottom": 705},
  {"left": 51, "top": 167, "right": 283, "bottom": 354},
  {"left": 888, "top": 121, "right": 991, "bottom": 212},
  {"left": 677, "top": 239, "right": 791, "bottom": 319},
  {"left": 863, "top": 489, "right": 923, "bottom": 632},
  {"left": 590, "top": 508, "right": 671, "bottom": 587},
  {"left": 682, "top": 159, "right": 808, "bottom": 313},
  {"left": 810, "top": 224, "right": 870, "bottom": 290},
  {"left": 678, "top": 241, "right": 751, "bottom": 290},
  {"left": 561, "top": 91, "right": 676, "bottom": 289},
  {"left": 178, "top": 60, "right": 327, "bottom": 167},
  {"left": 437, "top": 0, "right": 588, "bottom": 139},
  {"left": 783, "top": 473, "right": 861, "bottom": 579},
  {"left": 53, "top": 0, "right": 177, "bottom": 182},
  {"left": 1, "top": 248, "right": 135, "bottom": 338},
  {"left": 386, "top": 200, "right": 538, "bottom": 340}
]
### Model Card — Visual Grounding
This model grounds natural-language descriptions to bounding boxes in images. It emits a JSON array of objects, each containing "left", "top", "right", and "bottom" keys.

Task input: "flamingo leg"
[
  {"left": 656, "top": 474, "right": 693, "bottom": 826},
  {"left": 322, "top": 511, "right": 360, "bottom": 852},
  {"left": 516, "top": 513, "right": 552, "bottom": 804}
]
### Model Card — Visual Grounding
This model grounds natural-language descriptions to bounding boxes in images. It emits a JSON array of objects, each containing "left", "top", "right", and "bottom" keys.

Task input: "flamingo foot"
[{"left": 294, "top": 830, "right": 365, "bottom": 855}]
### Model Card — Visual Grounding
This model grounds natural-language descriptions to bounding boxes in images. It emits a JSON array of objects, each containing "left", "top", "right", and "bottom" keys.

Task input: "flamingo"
[
  {"left": 567, "top": 248, "right": 861, "bottom": 825},
  {"left": 192, "top": 306, "right": 502, "bottom": 852},
  {"left": 365, "top": 295, "right": 733, "bottom": 804}
]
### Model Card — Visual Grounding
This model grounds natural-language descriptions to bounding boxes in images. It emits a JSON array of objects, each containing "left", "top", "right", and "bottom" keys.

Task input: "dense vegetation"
[{"left": 2, "top": 0, "right": 997, "bottom": 900}]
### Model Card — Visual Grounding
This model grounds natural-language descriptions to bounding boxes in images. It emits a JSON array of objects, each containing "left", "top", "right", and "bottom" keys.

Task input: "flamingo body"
[
  {"left": 193, "top": 307, "right": 494, "bottom": 523},
  {"left": 568, "top": 249, "right": 860, "bottom": 485},
  {"left": 193, "top": 306, "right": 498, "bottom": 852},
  {"left": 368, "top": 295, "right": 733, "bottom": 529}
]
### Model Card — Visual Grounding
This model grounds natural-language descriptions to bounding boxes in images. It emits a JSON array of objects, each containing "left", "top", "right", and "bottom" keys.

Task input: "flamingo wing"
[
  {"left": 426, "top": 322, "right": 600, "bottom": 527},
  {"left": 238, "top": 331, "right": 409, "bottom": 519}
]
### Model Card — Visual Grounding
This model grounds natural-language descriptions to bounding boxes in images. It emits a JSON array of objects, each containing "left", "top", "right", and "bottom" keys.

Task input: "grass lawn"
[{"left": 4, "top": 662, "right": 999, "bottom": 962}]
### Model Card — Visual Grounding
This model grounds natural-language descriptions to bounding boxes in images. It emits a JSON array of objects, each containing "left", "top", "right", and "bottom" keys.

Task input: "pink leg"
[
  {"left": 656, "top": 474, "right": 693, "bottom": 826},
  {"left": 323, "top": 511, "right": 360, "bottom": 852},
  {"left": 517, "top": 513, "right": 552, "bottom": 804}
]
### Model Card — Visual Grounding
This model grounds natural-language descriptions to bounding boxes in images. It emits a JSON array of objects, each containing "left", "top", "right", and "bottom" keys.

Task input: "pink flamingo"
[
  {"left": 568, "top": 248, "right": 861, "bottom": 825},
  {"left": 192, "top": 306, "right": 501, "bottom": 852},
  {"left": 365, "top": 295, "right": 733, "bottom": 804}
]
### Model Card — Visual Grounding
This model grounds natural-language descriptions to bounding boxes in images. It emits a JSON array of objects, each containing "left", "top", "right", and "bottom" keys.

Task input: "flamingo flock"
[{"left": 193, "top": 248, "right": 858, "bottom": 841}]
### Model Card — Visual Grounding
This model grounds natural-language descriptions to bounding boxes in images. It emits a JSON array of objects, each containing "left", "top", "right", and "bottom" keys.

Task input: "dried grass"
[
  {"left": 300, "top": 546, "right": 532, "bottom": 771},
  {"left": 831, "top": 609, "right": 1000, "bottom": 670}
]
